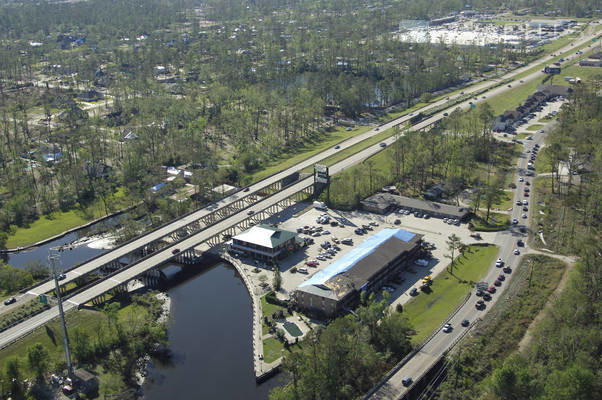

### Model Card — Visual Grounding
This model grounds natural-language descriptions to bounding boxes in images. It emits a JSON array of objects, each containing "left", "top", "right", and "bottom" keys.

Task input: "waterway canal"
[{"left": 143, "top": 262, "right": 280, "bottom": 399}]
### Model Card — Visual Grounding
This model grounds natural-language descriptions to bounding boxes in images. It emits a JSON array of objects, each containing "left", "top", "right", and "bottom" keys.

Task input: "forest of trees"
[
  {"left": 269, "top": 292, "right": 413, "bottom": 400},
  {"left": 3, "top": 0, "right": 588, "bottom": 247}
]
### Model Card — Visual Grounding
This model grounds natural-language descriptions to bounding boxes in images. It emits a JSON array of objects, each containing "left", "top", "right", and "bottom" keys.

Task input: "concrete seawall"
[{"left": 220, "top": 254, "right": 280, "bottom": 380}]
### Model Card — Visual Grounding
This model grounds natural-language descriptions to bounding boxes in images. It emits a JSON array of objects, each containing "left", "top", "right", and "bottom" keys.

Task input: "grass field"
[
  {"left": 246, "top": 125, "right": 372, "bottom": 183},
  {"left": 552, "top": 64, "right": 602, "bottom": 85},
  {"left": 5, "top": 210, "right": 89, "bottom": 248},
  {"left": 526, "top": 124, "right": 544, "bottom": 131},
  {"left": 492, "top": 190, "right": 514, "bottom": 210},
  {"left": 0, "top": 309, "right": 104, "bottom": 375},
  {"left": 0, "top": 298, "right": 157, "bottom": 397},
  {"left": 469, "top": 212, "right": 511, "bottom": 231},
  {"left": 403, "top": 244, "right": 499, "bottom": 343},
  {"left": 5, "top": 187, "right": 130, "bottom": 248},
  {"left": 262, "top": 334, "right": 305, "bottom": 363}
]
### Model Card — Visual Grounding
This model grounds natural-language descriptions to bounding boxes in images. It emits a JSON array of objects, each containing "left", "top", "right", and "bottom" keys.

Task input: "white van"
[{"left": 298, "top": 267, "right": 308, "bottom": 274}]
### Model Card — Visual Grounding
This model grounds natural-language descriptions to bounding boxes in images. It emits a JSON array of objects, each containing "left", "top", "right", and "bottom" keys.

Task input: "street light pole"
[{"left": 48, "top": 251, "right": 73, "bottom": 378}]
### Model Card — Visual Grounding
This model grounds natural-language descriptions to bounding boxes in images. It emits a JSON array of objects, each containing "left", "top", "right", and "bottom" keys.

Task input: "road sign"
[
  {"left": 39, "top": 294, "right": 47, "bottom": 305},
  {"left": 314, "top": 164, "right": 329, "bottom": 184}
]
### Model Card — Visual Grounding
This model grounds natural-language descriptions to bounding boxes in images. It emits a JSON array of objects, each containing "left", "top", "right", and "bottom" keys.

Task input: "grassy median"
[{"left": 403, "top": 244, "right": 499, "bottom": 344}]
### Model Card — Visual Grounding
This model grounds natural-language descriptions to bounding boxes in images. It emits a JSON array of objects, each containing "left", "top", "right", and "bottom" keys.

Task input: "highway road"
[
  {"left": 365, "top": 102, "right": 555, "bottom": 400},
  {"left": 24, "top": 23, "right": 598, "bottom": 300},
  {"left": 3, "top": 24, "right": 598, "bottom": 351}
]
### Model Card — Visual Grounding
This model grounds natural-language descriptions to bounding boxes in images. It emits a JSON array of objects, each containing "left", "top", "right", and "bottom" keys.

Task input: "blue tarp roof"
[
  {"left": 300, "top": 228, "right": 416, "bottom": 288},
  {"left": 150, "top": 183, "right": 166, "bottom": 192}
]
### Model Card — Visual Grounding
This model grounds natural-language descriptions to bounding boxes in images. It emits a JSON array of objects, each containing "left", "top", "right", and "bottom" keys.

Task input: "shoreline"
[{"left": 135, "top": 291, "right": 171, "bottom": 388}]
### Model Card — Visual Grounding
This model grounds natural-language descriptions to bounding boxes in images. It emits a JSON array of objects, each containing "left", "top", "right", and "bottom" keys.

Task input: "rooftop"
[
  {"left": 299, "top": 229, "right": 421, "bottom": 300},
  {"left": 362, "top": 193, "right": 470, "bottom": 218},
  {"left": 233, "top": 224, "right": 297, "bottom": 249}
]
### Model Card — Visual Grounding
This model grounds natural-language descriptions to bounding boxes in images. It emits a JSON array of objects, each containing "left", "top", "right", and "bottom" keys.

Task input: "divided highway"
[{"left": 3, "top": 25, "right": 598, "bottom": 352}]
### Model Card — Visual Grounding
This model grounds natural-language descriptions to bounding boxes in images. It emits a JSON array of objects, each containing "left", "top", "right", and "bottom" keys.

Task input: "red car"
[
  {"left": 488, "top": 286, "right": 496, "bottom": 293},
  {"left": 306, "top": 261, "right": 317, "bottom": 267}
]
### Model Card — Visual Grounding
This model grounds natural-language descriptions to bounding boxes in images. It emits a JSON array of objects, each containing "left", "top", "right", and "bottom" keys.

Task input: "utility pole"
[{"left": 48, "top": 250, "right": 73, "bottom": 378}]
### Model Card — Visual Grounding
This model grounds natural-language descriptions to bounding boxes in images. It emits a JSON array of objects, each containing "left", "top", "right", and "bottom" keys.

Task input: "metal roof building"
[
  {"left": 295, "top": 228, "right": 422, "bottom": 318},
  {"left": 231, "top": 224, "right": 298, "bottom": 261}
]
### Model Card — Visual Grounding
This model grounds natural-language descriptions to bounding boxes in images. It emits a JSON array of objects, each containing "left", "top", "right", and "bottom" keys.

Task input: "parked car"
[
  {"left": 488, "top": 286, "right": 496, "bottom": 293},
  {"left": 512, "top": 218, "right": 519, "bottom": 225},
  {"left": 476, "top": 299, "right": 485, "bottom": 310},
  {"left": 495, "top": 258, "right": 504, "bottom": 267},
  {"left": 494, "top": 280, "right": 502, "bottom": 287},
  {"left": 298, "top": 268, "right": 309, "bottom": 274},
  {"left": 483, "top": 293, "right": 492, "bottom": 301},
  {"left": 517, "top": 239, "right": 524, "bottom": 247},
  {"left": 498, "top": 274, "right": 506, "bottom": 281},
  {"left": 503, "top": 266, "right": 512, "bottom": 274},
  {"left": 514, "top": 248, "right": 520, "bottom": 255},
  {"left": 409, "top": 288, "right": 418, "bottom": 296}
]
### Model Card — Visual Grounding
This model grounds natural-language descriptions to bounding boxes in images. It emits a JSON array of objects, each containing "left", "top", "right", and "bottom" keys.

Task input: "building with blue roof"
[{"left": 295, "top": 228, "right": 423, "bottom": 318}]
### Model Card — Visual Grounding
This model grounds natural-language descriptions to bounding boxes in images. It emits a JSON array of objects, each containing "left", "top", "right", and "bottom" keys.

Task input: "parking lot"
[{"left": 238, "top": 206, "right": 499, "bottom": 309}]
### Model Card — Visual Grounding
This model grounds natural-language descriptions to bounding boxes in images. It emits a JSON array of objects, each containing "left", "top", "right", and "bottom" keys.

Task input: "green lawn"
[
  {"left": 515, "top": 132, "right": 529, "bottom": 140},
  {"left": 0, "top": 309, "right": 103, "bottom": 375},
  {"left": 492, "top": 190, "right": 514, "bottom": 210},
  {"left": 403, "top": 244, "right": 499, "bottom": 343},
  {"left": 469, "top": 212, "right": 511, "bottom": 232},
  {"left": 526, "top": 124, "right": 544, "bottom": 131},
  {"left": 5, "top": 187, "right": 131, "bottom": 249},
  {"left": 261, "top": 294, "right": 286, "bottom": 318},
  {"left": 484, "top": 75, "right": 548, "bottom": 115},
  {"left": 0, "top": 298, "right": 156, "bottom": 397},
  {"left": 301, "top": 128, "right": 395, "bottom": 173},
  {"left": 552, "top": 64, "right": 602, "bottom": 86},
  {"left": 262, "top": 336, "right": 305, "bottom": 363},
  {"left": 6, "top": 210, "right": 89, "bottom": 248},
  {"left": 246, "top": 125, "right": 372, "bottom": 183},
  {"left": 263, "top": 337, "right": 285, "bottom": 363}
]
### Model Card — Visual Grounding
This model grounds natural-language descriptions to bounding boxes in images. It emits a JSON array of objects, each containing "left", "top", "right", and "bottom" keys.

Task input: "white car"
[
  {"left": 512, "top": 218, "right": 518, "bottom": 225},
  {"left": 519, "top": 177, "right": 524, "bottom": 182},
  {"left": 442, "top": 323, "right": 453, "bottom": 333},
  {"left": 522, "top": 213, "right": 528, "bottom": 219},
  {"left": 514, "top": 249, "right": 520, "bottom": 255},
  {"left": 495, "top": 258, "right": 504, "bottom": 267},
  {"left": 523, "top": 200, "right": 528, "bottom": 205}
]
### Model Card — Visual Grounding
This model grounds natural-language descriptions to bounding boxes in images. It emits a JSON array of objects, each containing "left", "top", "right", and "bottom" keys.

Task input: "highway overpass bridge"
[{"left": 6, "top": 26, "right": 599, "bottom": 348}]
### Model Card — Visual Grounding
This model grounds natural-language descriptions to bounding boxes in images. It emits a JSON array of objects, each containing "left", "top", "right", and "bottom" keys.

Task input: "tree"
[
  {"left": 273, "top": 264, "right": 282, "bottom": 291},
  {"left": 5, "top": 358, "right": 22, "bottom": 396},
  {"left": 27, "top": 343, "right": 49, "bottom": 380},
  {"left": 484, "top": 177, "right": 505, "bottom": 223},
  {"left": 446, "top": 234, "right": 463, "bottom": 274}
]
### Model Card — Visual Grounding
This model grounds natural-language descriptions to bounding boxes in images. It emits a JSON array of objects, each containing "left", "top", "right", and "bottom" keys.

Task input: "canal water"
[
  {"left": 4, "top": 217, "right": 281, "bottom": 399},
  {"left": 3, "top": 214, "right": 126, "bottom": 269},
  {"left": 143, "top": 262, "right": 281, "bottom": 400}
]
